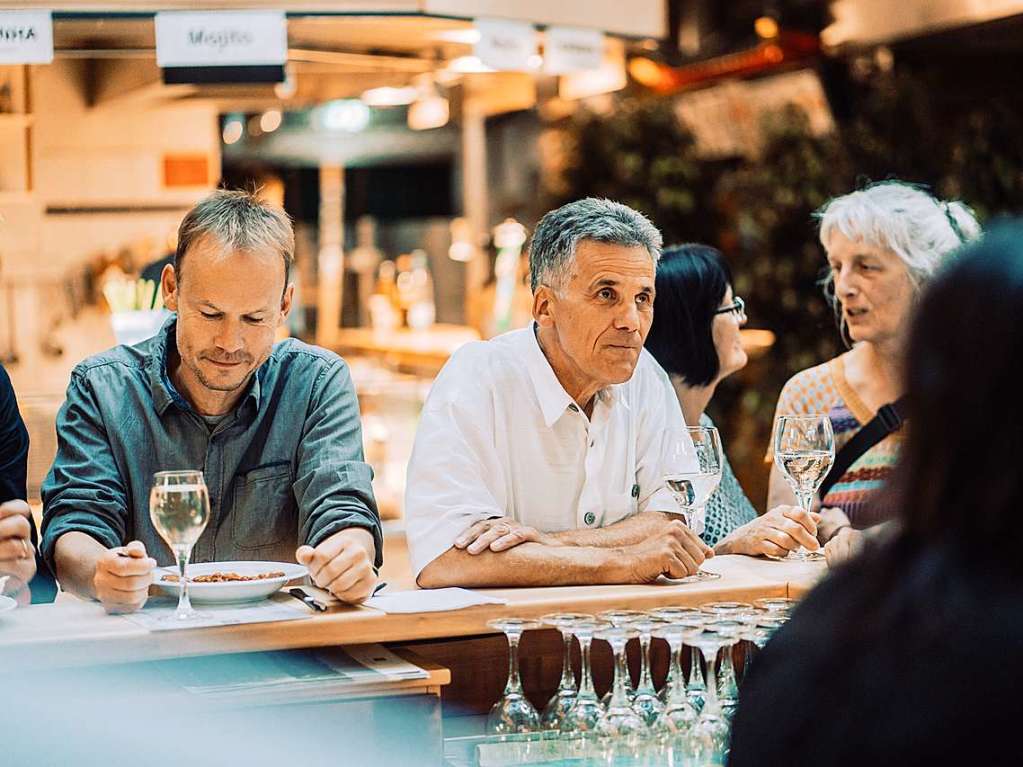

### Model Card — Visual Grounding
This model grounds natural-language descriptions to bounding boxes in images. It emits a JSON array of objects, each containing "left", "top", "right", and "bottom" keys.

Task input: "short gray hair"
[
  {"left": 816, "top": 180, "right": 981, "bottom": 291},
  {"left": 175, "top": 189, "right": 294, "bottom": 284},
  {"left": 529, "top": 198, "right": 663, "bottom": 292}
]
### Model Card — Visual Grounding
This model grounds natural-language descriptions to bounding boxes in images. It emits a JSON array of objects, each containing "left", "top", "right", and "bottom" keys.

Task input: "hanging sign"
[
  {"left": 474, "top": 17, "right": 537, "bottom": 71},
  {"left": 544, "top": 26, "right": 605, "bottom": 74},
  {"left": 155, "top": 11, "right": 287, "bottom": 68},
  {"left": 0, "top": 10, "right": 53, "bottom": 65}
]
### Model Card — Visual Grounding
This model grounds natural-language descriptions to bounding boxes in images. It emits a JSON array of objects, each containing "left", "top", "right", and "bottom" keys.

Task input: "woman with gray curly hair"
[{"left": 766, "top": 181, "right": 980, "bottom": 563}]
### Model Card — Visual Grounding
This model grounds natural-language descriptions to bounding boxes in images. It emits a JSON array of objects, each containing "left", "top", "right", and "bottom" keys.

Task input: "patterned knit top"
[
  {"left": 767, "top": 354, "right": 904, "bottom": 529},
  {"left": 700, "top": 413, "right": 759, "bottom": 547}
]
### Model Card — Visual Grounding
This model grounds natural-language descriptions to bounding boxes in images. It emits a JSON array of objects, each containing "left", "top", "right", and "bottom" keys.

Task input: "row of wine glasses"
[{"left": 485, "top": 598, "right": 796, "bottom": 763}]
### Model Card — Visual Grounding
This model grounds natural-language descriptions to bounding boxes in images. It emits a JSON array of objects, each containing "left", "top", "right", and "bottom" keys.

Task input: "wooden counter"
[{"left": 0, "top": 555, "right": 825, "bottom": 673}]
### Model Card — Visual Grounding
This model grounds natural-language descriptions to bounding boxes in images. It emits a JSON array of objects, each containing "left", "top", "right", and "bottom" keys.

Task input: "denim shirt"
[{"left": 40, "top": 320, "right": 382, "bottom": 572}]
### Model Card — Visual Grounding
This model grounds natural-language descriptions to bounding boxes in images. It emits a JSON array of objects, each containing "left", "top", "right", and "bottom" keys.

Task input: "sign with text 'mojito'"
[
  {"left": 0, "top": 10, "right": 54, "bottom": 65},
  {"left": 155, "top": 10, "right": 287, "bottom": 68}
]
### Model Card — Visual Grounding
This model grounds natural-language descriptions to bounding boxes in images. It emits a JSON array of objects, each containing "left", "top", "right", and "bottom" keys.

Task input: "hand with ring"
[{"left": 453, "top": 516, "right": 558, "bottom": 555}]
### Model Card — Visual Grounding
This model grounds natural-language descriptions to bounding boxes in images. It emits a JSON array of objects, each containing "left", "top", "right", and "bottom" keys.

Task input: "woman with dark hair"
[
  {"left": 728, "top": 223, "right": 1023, "bottom": 766},
  {"left": 646, "top": 244, "right": 819, "bottom": 555}
]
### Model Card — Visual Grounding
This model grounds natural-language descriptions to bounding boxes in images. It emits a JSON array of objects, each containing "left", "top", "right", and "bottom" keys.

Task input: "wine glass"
[
  {"left": 149, "top": 470, "right": 211, "bottom": 621},
  {"left": 700, "top": 603, "right": 753, "bottom": 717},
  {"left": 700, "top": 616, "right": 748, "bottom": 719},
  {"left": 597, "top": 609, "right": 646, "bottom": 705},
  {"left": 753, "top": 597, "right": 797, "bottom": 615},
  {"left": 664, "top": 426, "right": 724, "bottom": 582},
  {"left": 684, "top": 622, "right": 743, "bottom": 764},
  {"left": 627, "top": 616, "right": 667, "bottom": 727},
  {"left": 773, "top": 414, "right": 835, "bottom": 561},
  {"left": 648, "top": 607, "right": 706, "bottom": 705},
  {"left": 559, "top": 620, "right": 611, "bottom": 744},
  {"left": 594, "top": 624, "right": 647, "bottom": 760},
  {"left": 651, "top": 622, "right": 704, "bottom": 745},
  {"left": 487, "top": 618, "right": 542, "bottom": 734},
  {"left": 539, "top": 612, "right": 594, "bottom": 730}
]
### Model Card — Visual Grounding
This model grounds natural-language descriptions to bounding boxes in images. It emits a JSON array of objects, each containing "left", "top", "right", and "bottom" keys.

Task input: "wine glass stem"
[
  {"left": 505, "top": 633, "right": 523, "bottom": 694},
  {"left": 175, "top": 547, "right": 192, "bottom": 618},
  {"left": 558, "top": 631, "right": 576, "bottom": 691},
  {"left": 689, "top": 647, "right": 704, "bottom": 688},
  {"left": 719, "top": 645, "right": 735, "bottom": 699},
  {"left": 668, "top": 640, "right": 686, "bottom": 700},
  {"left": 638, "top": 634, "right": 654, "bottom": 691},
  {"left": 578, "top": 636, "right": 595, "bottom": 697},
  {"left": 703, "top": 648, "right": 719, "bottom": 713},
  {"left": 616, "top": 638, "right": 632, "bottom": 693},
  {"left": 610, "top": 641, "right": 630, "bottom": 704}
]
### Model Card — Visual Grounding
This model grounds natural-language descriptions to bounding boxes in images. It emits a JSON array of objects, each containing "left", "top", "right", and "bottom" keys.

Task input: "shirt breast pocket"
[{"left": 232, "top": 463, "right": 295, "bottom": 550}]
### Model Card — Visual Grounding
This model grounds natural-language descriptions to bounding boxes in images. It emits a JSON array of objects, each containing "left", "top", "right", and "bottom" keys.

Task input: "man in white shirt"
[{"left": 406, "top": 198, "right": 713, "bottom": 588}]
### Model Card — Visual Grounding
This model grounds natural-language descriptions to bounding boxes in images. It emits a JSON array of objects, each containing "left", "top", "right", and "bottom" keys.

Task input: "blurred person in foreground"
[
  {"left": 729, "top": 222, "right": 1023, "bottom": 767},
  {"left": 767, "top": 181, "right": 980, "bottom": 564},
  {"left": 406, "top": 198, "right": 713, "bottom": 588},
  {"left": 42, "top": 190, "right": 381, "bottom": 612},
  {"left": 645, "top": 244, "right": 820, "bottom": 557},
  {"left": 1, "top": 362, "right": 57, "bottom": 604}
]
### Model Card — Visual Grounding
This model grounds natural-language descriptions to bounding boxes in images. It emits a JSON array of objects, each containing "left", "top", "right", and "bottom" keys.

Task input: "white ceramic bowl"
[{"left": 151, "top": 561, "right": 307, "bottom": 604}]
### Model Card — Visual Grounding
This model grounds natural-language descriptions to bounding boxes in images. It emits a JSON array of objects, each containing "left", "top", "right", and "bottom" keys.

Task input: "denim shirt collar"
[{"left": 147, "top": 318, "right": 262, "bottom": 418}]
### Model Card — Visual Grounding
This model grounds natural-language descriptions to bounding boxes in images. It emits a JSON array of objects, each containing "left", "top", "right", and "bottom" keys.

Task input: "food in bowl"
[{"left": 161, "top": 570, "right": 286, "bottom": 584}]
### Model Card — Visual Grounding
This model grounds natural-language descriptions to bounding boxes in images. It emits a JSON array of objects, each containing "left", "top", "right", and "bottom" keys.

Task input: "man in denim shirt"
[{"left": 41, "top": 190, "right": 381, "bottom": 612}]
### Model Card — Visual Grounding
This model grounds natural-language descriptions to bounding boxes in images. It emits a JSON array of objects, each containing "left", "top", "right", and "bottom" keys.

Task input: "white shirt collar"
[{"left": 521, "top": 323, "right": 621, "bottom": 427}]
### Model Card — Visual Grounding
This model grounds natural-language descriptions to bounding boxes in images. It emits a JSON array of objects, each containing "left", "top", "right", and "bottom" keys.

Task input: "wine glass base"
[
  {"left": 786, "top": 549, "right": 825, "bottom": 561},
  {"left": 668, "top": 569, "right": 722, "bottom": 584}
]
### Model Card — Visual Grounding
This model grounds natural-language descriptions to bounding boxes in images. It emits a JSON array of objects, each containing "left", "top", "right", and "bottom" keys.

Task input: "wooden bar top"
[{"left": 0, "top": 555, "right": 825, "bottom": 673}]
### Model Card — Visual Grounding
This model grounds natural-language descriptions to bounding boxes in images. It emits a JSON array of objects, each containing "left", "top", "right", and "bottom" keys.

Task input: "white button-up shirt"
[{"left": 405, "top": 324, "right": 696, "bottom": 577}]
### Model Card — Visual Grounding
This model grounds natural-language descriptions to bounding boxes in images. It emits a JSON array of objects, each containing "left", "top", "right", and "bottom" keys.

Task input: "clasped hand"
[{"left": 0, "top": 500, "right": 37, "bottom": 600}]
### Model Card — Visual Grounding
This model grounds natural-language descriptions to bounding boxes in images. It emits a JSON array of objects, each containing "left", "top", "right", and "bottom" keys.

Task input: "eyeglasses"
[{"left": 714, "top": 296, "right": 746, "bottom": 320}]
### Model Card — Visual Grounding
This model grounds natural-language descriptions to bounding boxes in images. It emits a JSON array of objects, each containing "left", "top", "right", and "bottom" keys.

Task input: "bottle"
[{"left": 405, "top": 250, "right": 435, "bottom": 331}]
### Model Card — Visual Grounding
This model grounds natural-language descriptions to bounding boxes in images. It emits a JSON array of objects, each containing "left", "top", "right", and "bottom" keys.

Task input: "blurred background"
[{"left": 3, "top": 0, "right": 1023, "bottom": 521}]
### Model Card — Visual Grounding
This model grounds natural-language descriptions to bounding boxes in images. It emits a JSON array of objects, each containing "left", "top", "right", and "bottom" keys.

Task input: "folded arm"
[{"left": 418, "top": 519, "right": 711, "bottom": 589}]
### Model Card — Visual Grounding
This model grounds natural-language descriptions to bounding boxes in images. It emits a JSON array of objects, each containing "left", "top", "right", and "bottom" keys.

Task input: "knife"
[{"left": 288, "top": 587, "right": 328, "bottom": 612}]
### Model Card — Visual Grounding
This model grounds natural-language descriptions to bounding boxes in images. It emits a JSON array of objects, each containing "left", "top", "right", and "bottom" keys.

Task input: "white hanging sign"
[
  {"left": 544, "top": 26, "right": 605, "bottom": 74},
  {"left": 155, "top": 11, "right": 287, "bottom": 68},
  {"left": 0, "top": 10, "right": 53, "bottom": 65},
  {"left": 474, "top": 17, "right": 537, "bottom": 71}
]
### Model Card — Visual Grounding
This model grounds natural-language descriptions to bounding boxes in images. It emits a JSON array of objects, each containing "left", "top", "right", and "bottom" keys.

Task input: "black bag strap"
[{"left": 818, "top": 396, "right": 908, "bottom": 500}]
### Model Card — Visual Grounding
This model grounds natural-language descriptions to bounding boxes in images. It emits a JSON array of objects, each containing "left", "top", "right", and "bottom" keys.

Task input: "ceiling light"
[
  {"left": 318, "top": 100, "right": 371, "bottom": 133},
  {"left": 755, "top": 16, "right": 779, "bottom": 39},
  {"left": 447, "top": 55, "right": 496, "bottom": 74},
  {"left": 259, "top": 109, "right": 282, "bottom": 133},
  {"left": 361, "top": 86, "right": 418, "bottom": 107},
  {"left": 222, "top": 118, "right": 244, "bottom": 145},
  {"left": 408, "top": 96, "right": 449, "bottom": 131}
]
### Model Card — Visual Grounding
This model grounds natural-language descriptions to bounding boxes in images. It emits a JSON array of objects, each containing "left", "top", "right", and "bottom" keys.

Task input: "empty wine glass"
[
  {"left": 753, "top": 596, "right": 797, "bottom": 615},
  {"left": 701, "top": 617, "right": 747, "bottom": 719},
  {"left": 627, "top": 616, "right": 667, "bottom": 727},
  {"left": 598, "top": 609, "right": 646, "bottom": 705},
  {"left": 560, "top": 620, "right": 611, "bottom": 743},
  {"left": 664, "top": 426, "right": 724, "bottom": 582},
  {"left": 149, "top": 470, "right": 211, "bottom": 621},
  {"left": 648, "top": 607, "right": 706, "bottom": 704},
  {"left": 700, "top": 603, "right": 753, "bottom": 716},
  {"left": 685, "top": 622, "right": 743, "bottom": 764},
  {"left": 539, "top": 612, "right": 594, "bottom": 730},
  {"left": 651, "top": 622, "right": 704, "bottom": 737},
  {"left": 594, "top": 624, "right": 647, "bottom": 760},
  {"left": 774, "top": 414, "right": 835, "bottom": 561},
  {"left": 487, "top": 618, "right": 542, "bottom": 734}
]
